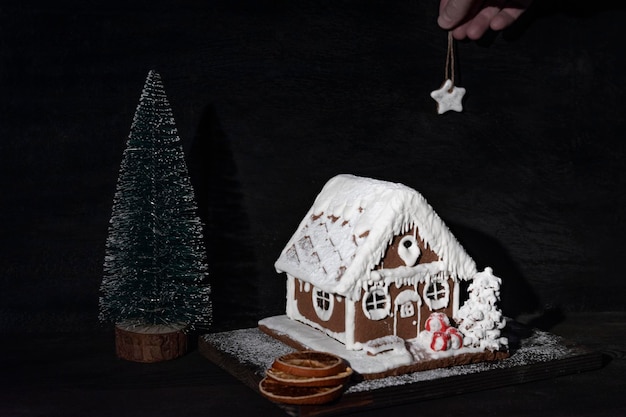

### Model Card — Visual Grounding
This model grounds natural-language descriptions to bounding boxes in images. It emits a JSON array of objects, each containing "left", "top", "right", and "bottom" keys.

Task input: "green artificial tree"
[{"left": 99, "top": 70, "right": 211, "bottom": 362}]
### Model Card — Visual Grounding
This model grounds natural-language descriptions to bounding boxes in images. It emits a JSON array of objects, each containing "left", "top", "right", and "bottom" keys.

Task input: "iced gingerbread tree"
[
  {"left": 456, "top": 267, "right": 508, "bottom": 351},
  {"left": 99, "top": 70, "right": 211, "bottom": 362}
]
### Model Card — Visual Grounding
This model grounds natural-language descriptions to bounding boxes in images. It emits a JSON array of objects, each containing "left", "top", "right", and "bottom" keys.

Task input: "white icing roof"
[{"left": 275, "top": 175, "right": 477, "bottom": 300}]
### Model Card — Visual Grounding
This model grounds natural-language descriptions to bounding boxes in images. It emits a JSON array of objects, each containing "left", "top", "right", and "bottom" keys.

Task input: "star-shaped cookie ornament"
[{"left": 431, "top": 79, "right": 466, "bottom": 114}]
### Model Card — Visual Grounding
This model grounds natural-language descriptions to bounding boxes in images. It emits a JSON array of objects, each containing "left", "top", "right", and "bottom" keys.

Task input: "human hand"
[{"left": 438, "top": 0, "right": 534, "bottom": 40}]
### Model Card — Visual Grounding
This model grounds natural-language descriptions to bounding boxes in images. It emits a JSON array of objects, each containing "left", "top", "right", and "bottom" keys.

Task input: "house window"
[
  {"left": 399, "top": 302, "right": 415, "bottom": 318},
  {"left": 362, "top": 287, "right": 390, "bottom": 320},
  {"left": 424, "top": 279, "right": 450, "bottom": 311},
  {"left": 398, "top": 235, "right": 421, "bottom": 266},
  {"left": 312, "top": 289, "right": 333, "bottom": 321}
]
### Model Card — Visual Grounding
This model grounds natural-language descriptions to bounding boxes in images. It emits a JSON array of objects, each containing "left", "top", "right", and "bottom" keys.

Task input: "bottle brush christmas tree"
[{"left": 99, "top": 70, "right": 212, "bottom": 362}]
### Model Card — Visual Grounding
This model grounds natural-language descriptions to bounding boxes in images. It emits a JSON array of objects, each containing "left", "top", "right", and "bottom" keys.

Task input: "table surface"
[{"left": 1, "top": 312, "right": 624, "bottom": 417}]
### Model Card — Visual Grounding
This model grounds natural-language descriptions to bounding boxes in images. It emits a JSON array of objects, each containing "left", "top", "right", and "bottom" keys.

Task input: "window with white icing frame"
[
  {"left": 398, "top": 234, "right": 421, "bottom": 266},
  {"left": 423, "top": 278, "right": 450, "bottom": 311},
  {"left": 399, "top": 302, "right": 415, "bottom": 318},
  {"left": 313, "top": 288, "right": 334, "bottom": 321},
  {"left": 362, "top": 287, "right": 390, "bottom": 320}
]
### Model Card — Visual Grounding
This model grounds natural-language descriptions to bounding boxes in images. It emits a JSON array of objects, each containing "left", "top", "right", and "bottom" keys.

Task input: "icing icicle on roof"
[{"left": 274, "top": 175, "right": 477, "bottom": 301}]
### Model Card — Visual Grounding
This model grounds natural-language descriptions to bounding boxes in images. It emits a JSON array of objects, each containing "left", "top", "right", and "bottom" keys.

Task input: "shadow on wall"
[
  {"left": 185, "top": 106, "right": 573, "bottom": 332},
  {"left": 447, "top": 221, "right": 548, "bottom": 325},
  {"left": 188, "top": 105, "right": 260, "bottom": 332}
]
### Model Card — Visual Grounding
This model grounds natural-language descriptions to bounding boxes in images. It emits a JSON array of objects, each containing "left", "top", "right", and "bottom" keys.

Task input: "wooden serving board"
[{"left": 198, "top": 324, "right": 603, "bottom": 417}]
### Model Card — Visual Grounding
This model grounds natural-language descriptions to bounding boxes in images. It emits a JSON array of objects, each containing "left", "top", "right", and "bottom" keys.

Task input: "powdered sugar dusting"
[
  {"left": 206, "top": 328, "right": 295, "bottom": 376},
  {"left": 202, "top": 326, "right": 578, "bottom": 393},
  {"left": 348, "top": 329, "right": 571, "bottom": 393}
]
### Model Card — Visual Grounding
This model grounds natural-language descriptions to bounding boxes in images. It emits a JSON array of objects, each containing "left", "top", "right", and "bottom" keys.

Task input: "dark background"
[
  {"left": 2, "top": 0, "right": 625, "bottom": 333},
  {"left": 1, "top": 1, "right": 625, "bottom": 415}
]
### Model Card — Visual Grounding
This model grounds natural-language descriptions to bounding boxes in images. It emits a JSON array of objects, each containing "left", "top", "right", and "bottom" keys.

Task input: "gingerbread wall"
[
  {"left": 293, "top": 227, "right": 457, "bottom": 346},
  {"left": 292, "top": 278, "right": 346, "bottom": 335},
  {"left": 352, "top": 279, "right": 456, "bottom": 345},
  {"left": 378, "top": 228, "right": 440, "bottom": 269}
]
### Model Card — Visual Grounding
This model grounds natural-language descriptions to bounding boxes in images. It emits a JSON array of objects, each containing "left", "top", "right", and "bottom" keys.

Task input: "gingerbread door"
[{"left": 394, "top": 289, "right": 422, "bottom": 340}]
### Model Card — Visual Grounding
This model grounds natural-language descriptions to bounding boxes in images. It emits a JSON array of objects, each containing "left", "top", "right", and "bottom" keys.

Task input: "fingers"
[
  {"left": 455, "top": 5, "right": 501, "bottom": 40},
  {"left": 490, "top": 5, "right": 528, "bottom": 31},
  {"left": 438, "top": 0, "right": 476, "bottom": 30},
  {"left": 439, "top": 0, "right": 533, "bottom": 40}
]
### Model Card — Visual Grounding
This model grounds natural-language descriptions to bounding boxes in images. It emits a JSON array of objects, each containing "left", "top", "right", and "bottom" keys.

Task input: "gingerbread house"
[{"left": 274, "top": 174, "right": 479, "bottom": 351}]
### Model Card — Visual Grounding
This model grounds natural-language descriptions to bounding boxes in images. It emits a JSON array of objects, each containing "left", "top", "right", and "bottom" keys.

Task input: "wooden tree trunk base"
[{"left": 115, "top": 323, "right": 188, "bottom": 363}]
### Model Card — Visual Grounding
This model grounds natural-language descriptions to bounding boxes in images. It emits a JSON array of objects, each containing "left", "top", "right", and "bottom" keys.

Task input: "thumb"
[{"left": 438, "top": 0, "right": 474, "bottom": 29}]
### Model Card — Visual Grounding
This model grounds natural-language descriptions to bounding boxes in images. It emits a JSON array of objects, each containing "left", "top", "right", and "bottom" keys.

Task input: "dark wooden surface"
[
  {"left": 198, "top": 324, "right": 605, "bottom": 417},
  {"left": 1, "top": 313, "right": 624, "bottom": 417}
]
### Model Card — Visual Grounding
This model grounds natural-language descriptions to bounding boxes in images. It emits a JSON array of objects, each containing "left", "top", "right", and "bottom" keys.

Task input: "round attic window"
[{"left": 398, "top": 235, "right": 421, "bottom": 266}]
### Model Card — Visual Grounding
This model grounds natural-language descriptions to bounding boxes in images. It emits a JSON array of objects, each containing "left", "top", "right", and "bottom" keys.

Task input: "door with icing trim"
[{"left": 394, "top": 289, "right": 421, "bottom": 340}]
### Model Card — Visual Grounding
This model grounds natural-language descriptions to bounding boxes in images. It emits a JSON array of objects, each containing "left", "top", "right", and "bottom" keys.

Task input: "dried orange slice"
[
  {"left": 259, "top": 377, "right": 344, "bottom": 405},
  {"left": 266, "top": 366, "right": 353, "bottom": 387},
  {"left": 271, "top": 351, "right": 346, "bottom": 378}
]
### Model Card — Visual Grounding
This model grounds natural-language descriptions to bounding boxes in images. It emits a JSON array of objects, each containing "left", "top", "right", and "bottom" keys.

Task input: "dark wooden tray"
[{"left": 198, "top": 323, "right": 604, "bottom": 417}]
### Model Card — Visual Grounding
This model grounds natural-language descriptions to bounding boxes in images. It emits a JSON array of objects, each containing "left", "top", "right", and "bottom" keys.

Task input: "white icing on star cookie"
[{"left": 430, "top": 79, "right": 466, "bottom": 114}]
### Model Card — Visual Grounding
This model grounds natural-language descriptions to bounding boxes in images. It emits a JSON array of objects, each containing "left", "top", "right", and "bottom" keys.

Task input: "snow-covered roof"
[{"left": 274, "top": 175, "right": 477, "bottom": 300}]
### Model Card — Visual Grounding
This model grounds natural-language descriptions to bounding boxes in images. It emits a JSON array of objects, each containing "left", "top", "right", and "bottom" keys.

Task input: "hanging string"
[
  {"left": 431, "top": 30, "right": 465, "bottom": 113},
  {"left": 444, "top": 31, "right": 455, "bottom": 91}
]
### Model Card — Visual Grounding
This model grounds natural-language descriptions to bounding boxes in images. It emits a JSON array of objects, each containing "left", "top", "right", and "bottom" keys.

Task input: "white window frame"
[
  {"left": 362, "top": 287, "right": 390, "bottom": 320},
  {"left": 423, "top": 278, "right": 450, "bottom": 311},
  {"left": 398, "top": 235, "right": 421, "bottom": 266},
  {"left": 399, "top": 302, "right": 415, "bottom": 318},
  {"left": 312, "top": 288, "right": 334, "bottom": 321}
]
